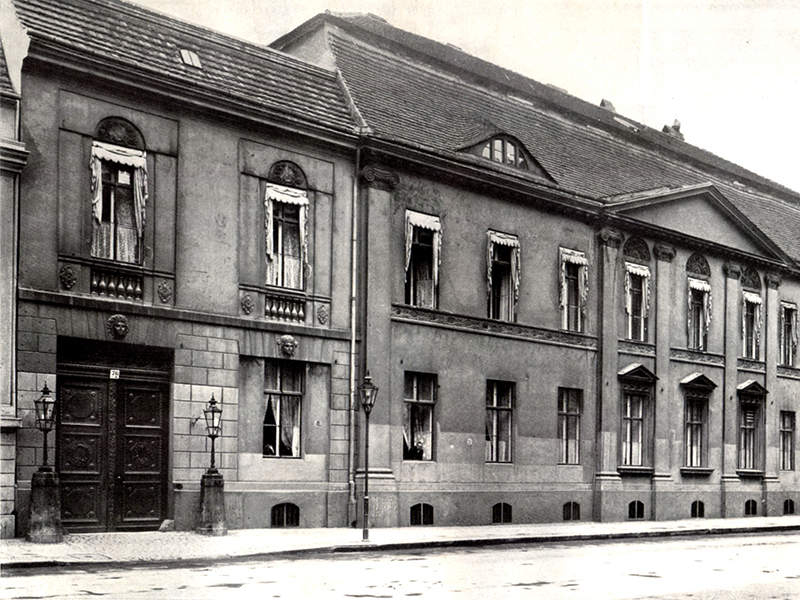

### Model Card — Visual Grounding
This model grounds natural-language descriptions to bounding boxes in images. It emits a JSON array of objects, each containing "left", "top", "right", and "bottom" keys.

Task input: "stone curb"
[{"left": 3, "top": 523, "right": 799, "bottom": 572}]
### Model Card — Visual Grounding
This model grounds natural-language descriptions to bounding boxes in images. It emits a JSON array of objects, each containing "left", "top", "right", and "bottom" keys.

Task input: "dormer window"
[{"left": 480, "top": 137, "right": 528, "bottom": 171}]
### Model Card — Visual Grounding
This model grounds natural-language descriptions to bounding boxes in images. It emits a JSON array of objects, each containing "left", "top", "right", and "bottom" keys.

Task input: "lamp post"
[
  {"left": 359, "top": 373, "right": 378, "bottom": 542},
  {"left": 28, "top": 383, "right": 63, "bottom": 543},
  {"left": 198, "top": 394, "right": 226, "bottom": 536}
]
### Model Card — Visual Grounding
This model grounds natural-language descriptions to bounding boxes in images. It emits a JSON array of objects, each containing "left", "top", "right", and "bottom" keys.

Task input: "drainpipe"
[{"left": 347, "top": 146, "right": 362, "bottom": 526}]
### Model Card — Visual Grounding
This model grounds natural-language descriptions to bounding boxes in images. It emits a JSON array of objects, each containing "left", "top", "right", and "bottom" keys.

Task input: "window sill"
[
  {"left": 680, "top": 467, "right": 714, "bottom": 476},
  {"left": 736, "top": 469, "right": 765, "bottom": 478},
  {"left": 617, "top": 466, "right": 654, "bottom": 475},
  {"left": 486, "top": 461, "right": 514, "bottom": 465}
]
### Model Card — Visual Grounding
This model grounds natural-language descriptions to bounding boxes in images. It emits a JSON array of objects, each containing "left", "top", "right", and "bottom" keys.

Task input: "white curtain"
[
  {"left": 688, "top": 277, "right": 712, "bottom": 339},
  {"left": 486, "top": 231, "right": 520, "bottom": 302},
  {"left": 404, "top": 210, "right": 441, "bottom": 287},
  {"left": 265, "top": 183, "right": 309, "bottom": 285},
  {"left": 782, "top": 302, "right": 799, "bottom": 353},
  {"left": 559, "top": 247, "right": 589, "bottom": 309},
  {"left": 90, "top": 141, "right": 147, "bottom": 260},
  {"left": 743, "top": 291, "right": 763, "bottom": 351},
  {"left": 624, "top": 263, "right": 651, "bottom": 317}
]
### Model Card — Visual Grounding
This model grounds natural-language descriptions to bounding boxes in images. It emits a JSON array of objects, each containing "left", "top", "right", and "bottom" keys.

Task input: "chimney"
[
  {"left": 662, "top": 118, "right": 684, "bottom": 140},
  {"left": 600, "top": 99, "right": 616, "bottom": 112}
]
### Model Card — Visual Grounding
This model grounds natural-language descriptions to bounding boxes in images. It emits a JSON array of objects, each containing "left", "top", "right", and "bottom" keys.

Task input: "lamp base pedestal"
[
  {"left": 27, "top": 469, "right": 63, "bottom": 544},
  {"left": 197, "top": 471, "right": 226, "bottom": 536}
]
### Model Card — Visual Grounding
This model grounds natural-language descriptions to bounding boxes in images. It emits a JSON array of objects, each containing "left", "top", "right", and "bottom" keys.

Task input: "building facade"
[{"left": 1, "top": 0, "right": 799, "bottom": 536}]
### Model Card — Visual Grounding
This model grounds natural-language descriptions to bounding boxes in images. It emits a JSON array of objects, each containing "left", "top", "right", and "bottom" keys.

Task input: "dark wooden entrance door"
[{"left": 57, "top": 371, "right": 169, "bottom": 532}]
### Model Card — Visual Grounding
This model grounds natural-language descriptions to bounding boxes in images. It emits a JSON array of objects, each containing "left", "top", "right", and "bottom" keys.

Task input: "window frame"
[
  {"left": 485, "top": 380, "right": 514, "bottom": 463},
  {"left": 89, "top": 140, "right": 148, "bottom": 265},
  {"left": 742, "top": 291, "right": 762, "bottom": 360},
  {"left": 558, "top": 388, "right": 581, "bottom": 465},
  {"left": 780, "top": 302, "right": 798, "bottom": 367},
  {"left": 780, "top": 411, "right": 795, "bottom": 471},
  {"left": 559, "top": 248, "right": 588, "bottom": 333},
  {"left": 404, "top": 210, "right": 441, "bottom": 309},
  {"left": 480, "top": 136, "right": 529, "bottom": 171},
  {"left": 265, "top": 183, "right": 308, "bottom": 290},
  {"left": 684, "top": 394, "right": 708, "bottom": 468},
  {"left": 263, "top": 360, "right": 304, "bottom": 458},
  {"left": 625, "top": 263, "right": 650, "bottom": 342},
  {"left": 738, "top": 395, "right": 764, "bottom": 471},
  {"left": 487, "top": 231, "right": 520, "bottom": 322},
  {"left": 687, "top": 278, "right": 711, "bottom": 351},
  {"left": 403, "top": 371, "right": 437, "bottom": 461}
]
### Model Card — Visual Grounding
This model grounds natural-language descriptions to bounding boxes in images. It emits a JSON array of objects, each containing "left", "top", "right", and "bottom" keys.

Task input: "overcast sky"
[{"left": 130, "top": 0, "right": 800, "bottom": 194}]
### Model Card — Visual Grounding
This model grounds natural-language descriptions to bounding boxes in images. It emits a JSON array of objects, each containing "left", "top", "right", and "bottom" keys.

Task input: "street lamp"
[
  {"left": 359, "top": 373, "right": 378, "bottom": 542},
  {"left": 198, "top": 394, "right": 226, "bottom": 536},
  {"left": 203, "top": 394, "right": 223, "bottom": 473},
  {"left": 28, "top": 382, "right": 63, "bottom": 543},
  {"left": 33, "top": 383, "right": 56, "bottom": 470}
]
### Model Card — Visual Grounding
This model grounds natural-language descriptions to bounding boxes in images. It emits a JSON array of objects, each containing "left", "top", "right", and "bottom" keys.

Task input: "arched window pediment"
[
  {"left": 268, "top": 161, "right": 307, "bottom": 190},
  {"left": 623, "top": 237, "right": 651, "bottom": 262},
  {"left": 686, "top": 253, "right": 710, "bottom": 278},
  {"left": 95, "top": 117, "right": 144, "bottom": 150}
]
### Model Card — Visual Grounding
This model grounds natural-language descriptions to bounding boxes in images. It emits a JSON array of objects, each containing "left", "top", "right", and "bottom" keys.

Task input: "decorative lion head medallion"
[
  {"left": 277, "top": 334, "right": 298, "bottom": 357},
  {"left": 106, "top": 314, "right": 130, "bottom": 340}
]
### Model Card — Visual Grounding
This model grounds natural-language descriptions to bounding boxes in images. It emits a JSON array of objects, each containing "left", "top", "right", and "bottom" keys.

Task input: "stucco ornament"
[
  {"left": 241, "top": 294, "right": 255, "bottom": 315},
  {"left": 317, "top": 304, "right": 329, "bottom": 324},
  {"left": 277, "top": 334, "right": 298, "bottom": 357},
  {"left": 106, "top": 314, "right": 130, "bottom": 340},
  {"left": 157, "top": 280, "right": 173, "bottom": 303},
  {"left": 60, "top": 264, "right": 77, "bottom": 289}
]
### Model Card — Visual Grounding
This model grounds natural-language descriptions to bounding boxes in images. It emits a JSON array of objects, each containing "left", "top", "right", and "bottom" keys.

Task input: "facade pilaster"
[
  {"left": 593, "top": 227, "right": 624, "bottom": 520},
  {"left": 763, "top": 273, "right": 782, "bottom": 513},
  {"left": 652, "top": 244, "right": 676, "bottom": 518},
  {"left": 721, "top": 261, "right": 742, "bottom": 516},
  {"left": 359, "top": 165, "right": 399, "bottom": 526}
]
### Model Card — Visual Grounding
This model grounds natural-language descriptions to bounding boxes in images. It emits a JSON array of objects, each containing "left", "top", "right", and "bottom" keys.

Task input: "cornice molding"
[
  {"left": 669, "top": 348, "right": 725, "bottom": 366},
  {"left": 391, "top": 305, "right": 598, "bottom": 350},
  {"left": 0, "top": 139, "right": 29, "bottom": 174}
]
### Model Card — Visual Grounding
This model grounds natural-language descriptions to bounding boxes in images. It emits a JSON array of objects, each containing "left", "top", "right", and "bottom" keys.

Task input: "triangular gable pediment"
[
  {"left": 605, "top": 184, "right": 786, "bottom": 262},
  {"left": 680, "top": 372, "right": 718, "bottom": 391},
  {"left": 737, "top": 379, "right": 768, "bottom": 395},
  {"left": 618, "top": 363, "right": 658, "bottom": 383}
]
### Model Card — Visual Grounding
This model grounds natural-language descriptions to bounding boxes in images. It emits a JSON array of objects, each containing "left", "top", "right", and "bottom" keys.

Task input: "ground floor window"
[
  {"left": 486, "top": 380, "right": 514, "bottom": 463},
  {"left": 403, "top": 372, "right": 436, "bottom": 460},
  {"left": 264, "top": 360, "right": 303, "bottom": 457},
  {"left": 780, "top": 411, "right": 795, "bottom": 471}
]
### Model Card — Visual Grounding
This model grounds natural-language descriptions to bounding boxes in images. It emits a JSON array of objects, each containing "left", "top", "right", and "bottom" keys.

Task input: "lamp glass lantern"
[
  {"left": 358, "top": 373, "right": 378, "bottom": 541},
  {"left": 34, "top": 383, "right": 56, "bottom": 469},
  {"left": 203, "top": 394, "right": 223, "bottom": 473}
]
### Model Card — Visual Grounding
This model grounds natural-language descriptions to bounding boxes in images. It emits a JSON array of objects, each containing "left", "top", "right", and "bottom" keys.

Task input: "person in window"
[{"left": 408, "top": 440, "right": 424, "bottom": 460}]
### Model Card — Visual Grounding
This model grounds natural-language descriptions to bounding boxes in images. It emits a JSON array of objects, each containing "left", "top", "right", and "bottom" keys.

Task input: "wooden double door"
[{"left": 57, "top": 367, "right": 170, "bottom": 532}]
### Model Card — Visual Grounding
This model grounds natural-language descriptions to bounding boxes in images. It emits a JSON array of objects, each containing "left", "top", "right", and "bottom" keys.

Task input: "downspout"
[{"left": 347, "top": 145, "right": 362, "bottom": 525}]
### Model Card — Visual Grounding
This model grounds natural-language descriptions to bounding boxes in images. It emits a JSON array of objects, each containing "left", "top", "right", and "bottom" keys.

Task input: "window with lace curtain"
[
  {"left": 90, "top": 118, "right": 147, "bottom": 264},
  {"left": 404, "top": 210, "right": 441, "bottom": 308},
  {"left": 265, "top": 162, "right": 309, "bottom": 290},
  {"left": 263, "top": 360, "right": 303, "bottom": 458},
  {"left": 559, "top": 248, "right": 588, "bottom": 332},
  {"left": 487, "top": 231, "right": 519, "bottom": 321}
]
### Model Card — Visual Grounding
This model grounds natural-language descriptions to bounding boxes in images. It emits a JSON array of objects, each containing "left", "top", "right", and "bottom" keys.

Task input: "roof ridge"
[{"left": 326, "top": 12, "right": 800, "bottom": 201}]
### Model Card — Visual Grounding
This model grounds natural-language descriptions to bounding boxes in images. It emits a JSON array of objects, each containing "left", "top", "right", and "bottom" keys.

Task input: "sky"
[{"left": 130, "top": 0, "right": 800, "bottom": 193}]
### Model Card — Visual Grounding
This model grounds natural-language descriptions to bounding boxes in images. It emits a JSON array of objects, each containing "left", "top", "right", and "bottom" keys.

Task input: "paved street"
[{"left": 2, "top": 532, "right": 799, "bottom": 599}]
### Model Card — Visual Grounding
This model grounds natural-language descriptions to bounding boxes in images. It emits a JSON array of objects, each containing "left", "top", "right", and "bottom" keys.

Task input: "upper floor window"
[
  {"left": 263, "top": 360, "right": 303, "bottom": 458},
  {"left": 625, "top": 263, "right": 650, "bottom": 342},
  {"left": 780, "top": 302, "right": 798, "bottom": 367},
  {"left": 487, "top": 231, "right": 520, "bottom": 321},
  {"left": 686, "top": 254, "right": 712, "bottom": 351},
  {"left": 405, "top": 210, "right": 441, "bottom": 309},
  {"left": 481, "top": 137, "right": 528, "bottom": 171},
  {"left": 265, "top": 162, "right": 309, "bottom": 290},
  {"left": 486, "top": 380, "right": 514, "bottom": 463},
  {"left": 741, "top": 267, "right": 762, "bottom": 360},
  {"left": 559, "top": 248, "right": 588, "bottom": 332},
  {"left": 403, "top": 372, "right": 436, "bottom": 461},
  {"left": 90, "top": 119, "right": 147, "bottom": 264}
]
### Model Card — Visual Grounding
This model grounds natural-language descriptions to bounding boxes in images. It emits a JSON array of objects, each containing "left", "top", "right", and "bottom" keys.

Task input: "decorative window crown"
[
  {"left": 686, "top": 253, "right": 710, "bottom": 278},
  {"left": 623, "top": 237, "right": 651, "bottom": 262}
]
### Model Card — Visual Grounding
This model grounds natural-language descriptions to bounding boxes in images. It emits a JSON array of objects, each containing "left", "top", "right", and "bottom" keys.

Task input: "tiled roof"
[
  {"left": 0, "top": 42, "right": 15, "bottom": 95},
  {"left": 11, "top": 0, "right": 356, "bottom": 133},
  {"left": 326, "top": 33, "right": 800, "bottom": 264}
]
